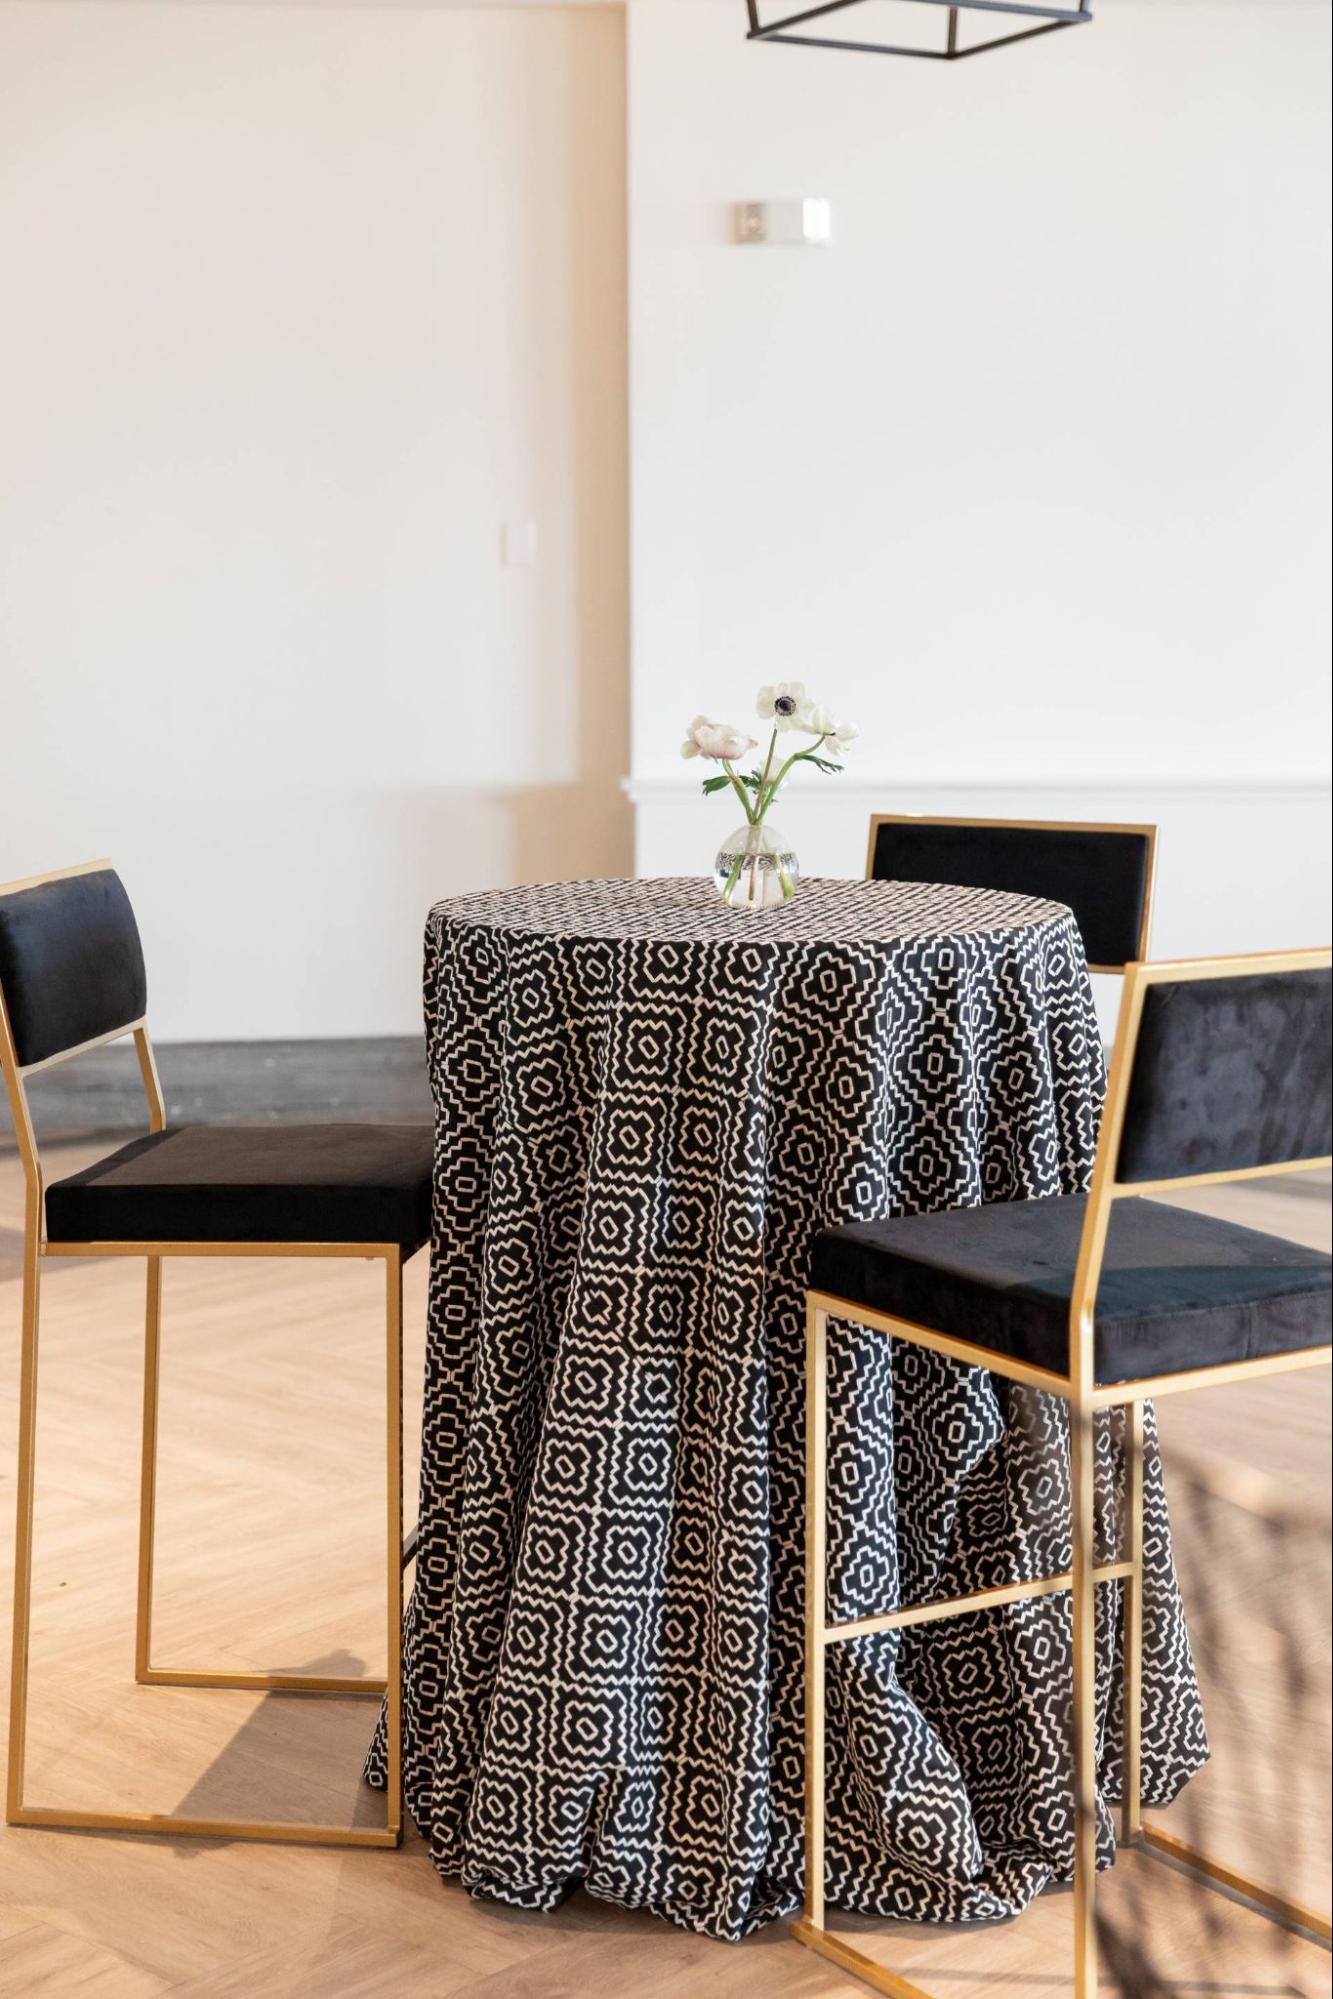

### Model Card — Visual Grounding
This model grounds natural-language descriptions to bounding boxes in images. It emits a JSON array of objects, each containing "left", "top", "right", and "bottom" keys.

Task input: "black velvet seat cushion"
[
  {"left": 812, "top": 1195, "right": 1331, "bottom": 1384},
  {"left": 45, "top": 1124, "right": 435, "bottom": 1251}
]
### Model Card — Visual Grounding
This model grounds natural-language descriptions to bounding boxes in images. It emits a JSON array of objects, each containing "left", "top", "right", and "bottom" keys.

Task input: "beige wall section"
[{"left": 0, "top": 0, "right": 629, "bottom": 1039}]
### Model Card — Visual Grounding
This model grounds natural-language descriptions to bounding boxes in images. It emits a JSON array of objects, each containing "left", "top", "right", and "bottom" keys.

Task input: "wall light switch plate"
[
  {"left": 501, "top": 519, "right": 538, "bottom": 567},
  {"left": 735, "top": 198, "right": 831, "bottom": 247}
]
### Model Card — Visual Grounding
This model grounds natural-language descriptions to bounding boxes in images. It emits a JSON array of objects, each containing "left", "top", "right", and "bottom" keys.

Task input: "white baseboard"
[{"left": 624, "top": 774, "right": 1332, "bottom": 968}]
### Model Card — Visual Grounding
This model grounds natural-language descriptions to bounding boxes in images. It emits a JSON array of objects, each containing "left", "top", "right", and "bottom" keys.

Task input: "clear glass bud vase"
[{"left": 713, "top": 820, "right": 800, "bottom": 910}]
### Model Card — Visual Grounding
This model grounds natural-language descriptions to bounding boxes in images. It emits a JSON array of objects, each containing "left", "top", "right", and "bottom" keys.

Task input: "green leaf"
[
  {"left": 806, "top": 756, "right": 845, "bottom": 775},
  {"left": 738, "top": 771, "right": 764, "bottom": 792},
  {"left": 701, "top": 774, "right": 731, "bottom": 795}
]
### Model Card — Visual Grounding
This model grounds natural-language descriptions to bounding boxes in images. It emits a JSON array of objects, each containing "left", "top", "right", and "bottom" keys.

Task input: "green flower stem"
[
  {"left": 753, "top": 728, "right": 778, "bottom": 819},
  {"left": 757, "top": 732, "right": 830, "bottom": 819},
  {"left": 722, "top": 760, "right": 757, "bottom": 824},
  {"left": 722, "top": 849, "right": 745, "bottom": 903}
]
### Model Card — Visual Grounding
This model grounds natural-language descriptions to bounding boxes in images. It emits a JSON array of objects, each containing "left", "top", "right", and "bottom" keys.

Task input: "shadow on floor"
[{"left": 160, "top": 1648, "right": 389, "bottom": 1856}]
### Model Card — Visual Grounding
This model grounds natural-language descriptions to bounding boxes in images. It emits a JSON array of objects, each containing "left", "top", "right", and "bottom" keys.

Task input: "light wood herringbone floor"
[{"left": 0, "top": 1144, "right": 1328, "bottom": 1998}]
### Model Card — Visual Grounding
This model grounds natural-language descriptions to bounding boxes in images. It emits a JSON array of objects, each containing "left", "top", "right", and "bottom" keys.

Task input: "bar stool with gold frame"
[
  {"left": 795, "top": 946, "right": 1332, "bottom": 1998},
  {"left": 866, "top": 812, "right": 1158, "bottom": 975},
  {"left": 0, "top": 858, "right": 429, "bottom": 1848}
]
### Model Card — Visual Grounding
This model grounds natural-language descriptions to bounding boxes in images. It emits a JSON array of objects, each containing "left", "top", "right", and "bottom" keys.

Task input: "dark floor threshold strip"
[{"left": 7, "top": 1037, "right": 432, "bottom": 1145}]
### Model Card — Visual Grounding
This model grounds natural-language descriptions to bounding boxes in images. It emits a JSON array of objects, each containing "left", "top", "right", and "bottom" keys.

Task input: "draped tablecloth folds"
[{"left": 367, "top": 877, "right": 1207, "bottom": 1940}]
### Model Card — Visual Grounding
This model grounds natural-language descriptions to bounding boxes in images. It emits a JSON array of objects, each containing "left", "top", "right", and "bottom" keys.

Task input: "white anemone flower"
[
  {"left": 801, "top": 705, "right": 858, "bottom": 754},
  {"left": 817, "top": 717, "right": 858, "bottom": 756},
  {"left": 682, "top": 716, "right": 757, "bottom": 762},
  {"left": 756, "top": 681, "right": 809, "bottom": 730}
]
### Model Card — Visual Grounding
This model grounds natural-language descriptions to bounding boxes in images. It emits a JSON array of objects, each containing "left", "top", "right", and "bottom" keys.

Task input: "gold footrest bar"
[
  {"left": 1139, "top": 1824, "right": 1332, "bottom": 1943},
  {"left": 823, "top": 1561, "right": 1134, "bottom": 1646},
  {"left": 790, "top": 1917, "right": 934, "bottom": 1999},
  {"left": 136, "top": 1667, "right": 387, "bottom": 1695},
  {"left": 1091, "top": 1343, "right": 1332, "bottom": 1407},
  {"left": 9, "top": 1805, "right": 400, "bottom": 1848}
]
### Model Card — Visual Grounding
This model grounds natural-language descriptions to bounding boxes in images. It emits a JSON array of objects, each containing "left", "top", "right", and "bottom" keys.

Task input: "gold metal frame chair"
[
  {"left": 865, "top": 813, "right": 1158, "bottom": 974},
  {"left": 795, "top": 947, "right": 1332, "bottom": 1998},
  {"left": 1, "top": 859, "right": 410, "bottom": 1848}
]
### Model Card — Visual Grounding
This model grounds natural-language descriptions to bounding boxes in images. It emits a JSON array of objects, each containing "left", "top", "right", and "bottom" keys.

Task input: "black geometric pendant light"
[{"left": 745, "top": 0, "right": 1092, "bottom": 61}]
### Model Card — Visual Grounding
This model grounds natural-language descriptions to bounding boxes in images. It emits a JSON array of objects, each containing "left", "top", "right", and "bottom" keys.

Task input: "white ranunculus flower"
[
  {"left": 683, "top": 716, "right": 757, "bottom": 762},
  {"left": 699, "top": 720, "right": 758, "bottom": 761},
  {"left": 756, "top": 681, "right": 809, "bottom": 730},
  {"left": 680, "top": 714, "right": 710, "bottom": 760}
]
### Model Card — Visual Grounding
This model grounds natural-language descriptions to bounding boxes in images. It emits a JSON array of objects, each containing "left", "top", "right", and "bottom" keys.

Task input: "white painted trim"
[
  {"left": 623, "top": 774, "right": 1332, "bottom": 804},
  {"left": 628, "top": 772, "right": 1332, "bottom": 1045}
]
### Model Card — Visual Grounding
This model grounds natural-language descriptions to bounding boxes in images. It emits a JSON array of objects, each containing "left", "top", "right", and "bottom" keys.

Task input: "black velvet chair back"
[
  {"left": 867, "top": 816, "right": 1155, "bottom": 972},
  {"left": 0, "top": 865, "right": 147, "bottom": 1069},
  {"left": 1116, "top": 964, "right": 1332, "bottom": 1184}
]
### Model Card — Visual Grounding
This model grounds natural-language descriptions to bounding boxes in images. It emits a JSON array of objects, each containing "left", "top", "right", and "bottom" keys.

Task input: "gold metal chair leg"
[
  {"left": 134, "top": 1255, "right": 162, "bottom": 1684},
  {"left": 805, "top": 1299, "right": 827, "bottom": 1932},
  {"left": 7, "top": 1245, "right": 405, "bottom": 1848},
  {"left": 1120, "top": 1399, "right": 1143, "bottom": 1845},
  {"left": 384, "top": 1248, "right": 405, "bottom": 1842},
  {"left": 133, "top": 1251, "right": 389, "bottom": 1700},
  {"left": 1124, "top": 1412, "right": 1330, "bottom": 1942},
  {"left": 6, "top": 1226, "right": 42, "bottom": 1824},
  {"left": 1071, "top": 1404, "right": 1099, "bottom": 1999},
  {"left": 789, "top": 1315, "right": 1328, "bottom": 1998},
  {"left": 788, "top": 1262, "right": 1333, "bottom": 1997},
  {"left": 790, "top": 1302, "right": 937, "bottom": 1999}
]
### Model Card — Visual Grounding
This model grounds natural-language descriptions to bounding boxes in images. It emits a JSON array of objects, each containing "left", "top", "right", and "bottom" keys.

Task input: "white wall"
[
  {"left": 627, "top": 0, "right": 1331, "bottom": 956},
  {"left": 0, "top": 0, "right": 629, "bottom": 1039},
  {"left": 2, "top": 0, "right": 1328, "bottom": 1054}
]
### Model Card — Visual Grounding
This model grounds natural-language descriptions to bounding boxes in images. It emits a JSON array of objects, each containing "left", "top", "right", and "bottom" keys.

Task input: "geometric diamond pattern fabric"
[{"left": 365, "top": 878, "right": 1207, "bottom": 1939}]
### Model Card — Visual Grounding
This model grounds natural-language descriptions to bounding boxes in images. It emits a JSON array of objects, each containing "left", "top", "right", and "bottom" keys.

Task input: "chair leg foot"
[
  {"left": 1138, "top": 1823, "right": 1331, "bottom": 1942},
  {"left": 791, "top": 1916, "right": 935, "bottom": 1999}
]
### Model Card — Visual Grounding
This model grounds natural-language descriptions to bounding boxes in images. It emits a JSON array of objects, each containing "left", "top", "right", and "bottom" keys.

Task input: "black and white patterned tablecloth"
[{"left": 366, "top": 877, "right": 1207, "bottom": 1940}]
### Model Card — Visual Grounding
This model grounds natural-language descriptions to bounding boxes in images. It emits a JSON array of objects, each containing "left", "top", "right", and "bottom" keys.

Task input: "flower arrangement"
[{"left": 682, "top": 682, "right": 857, "bottom": 908}]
